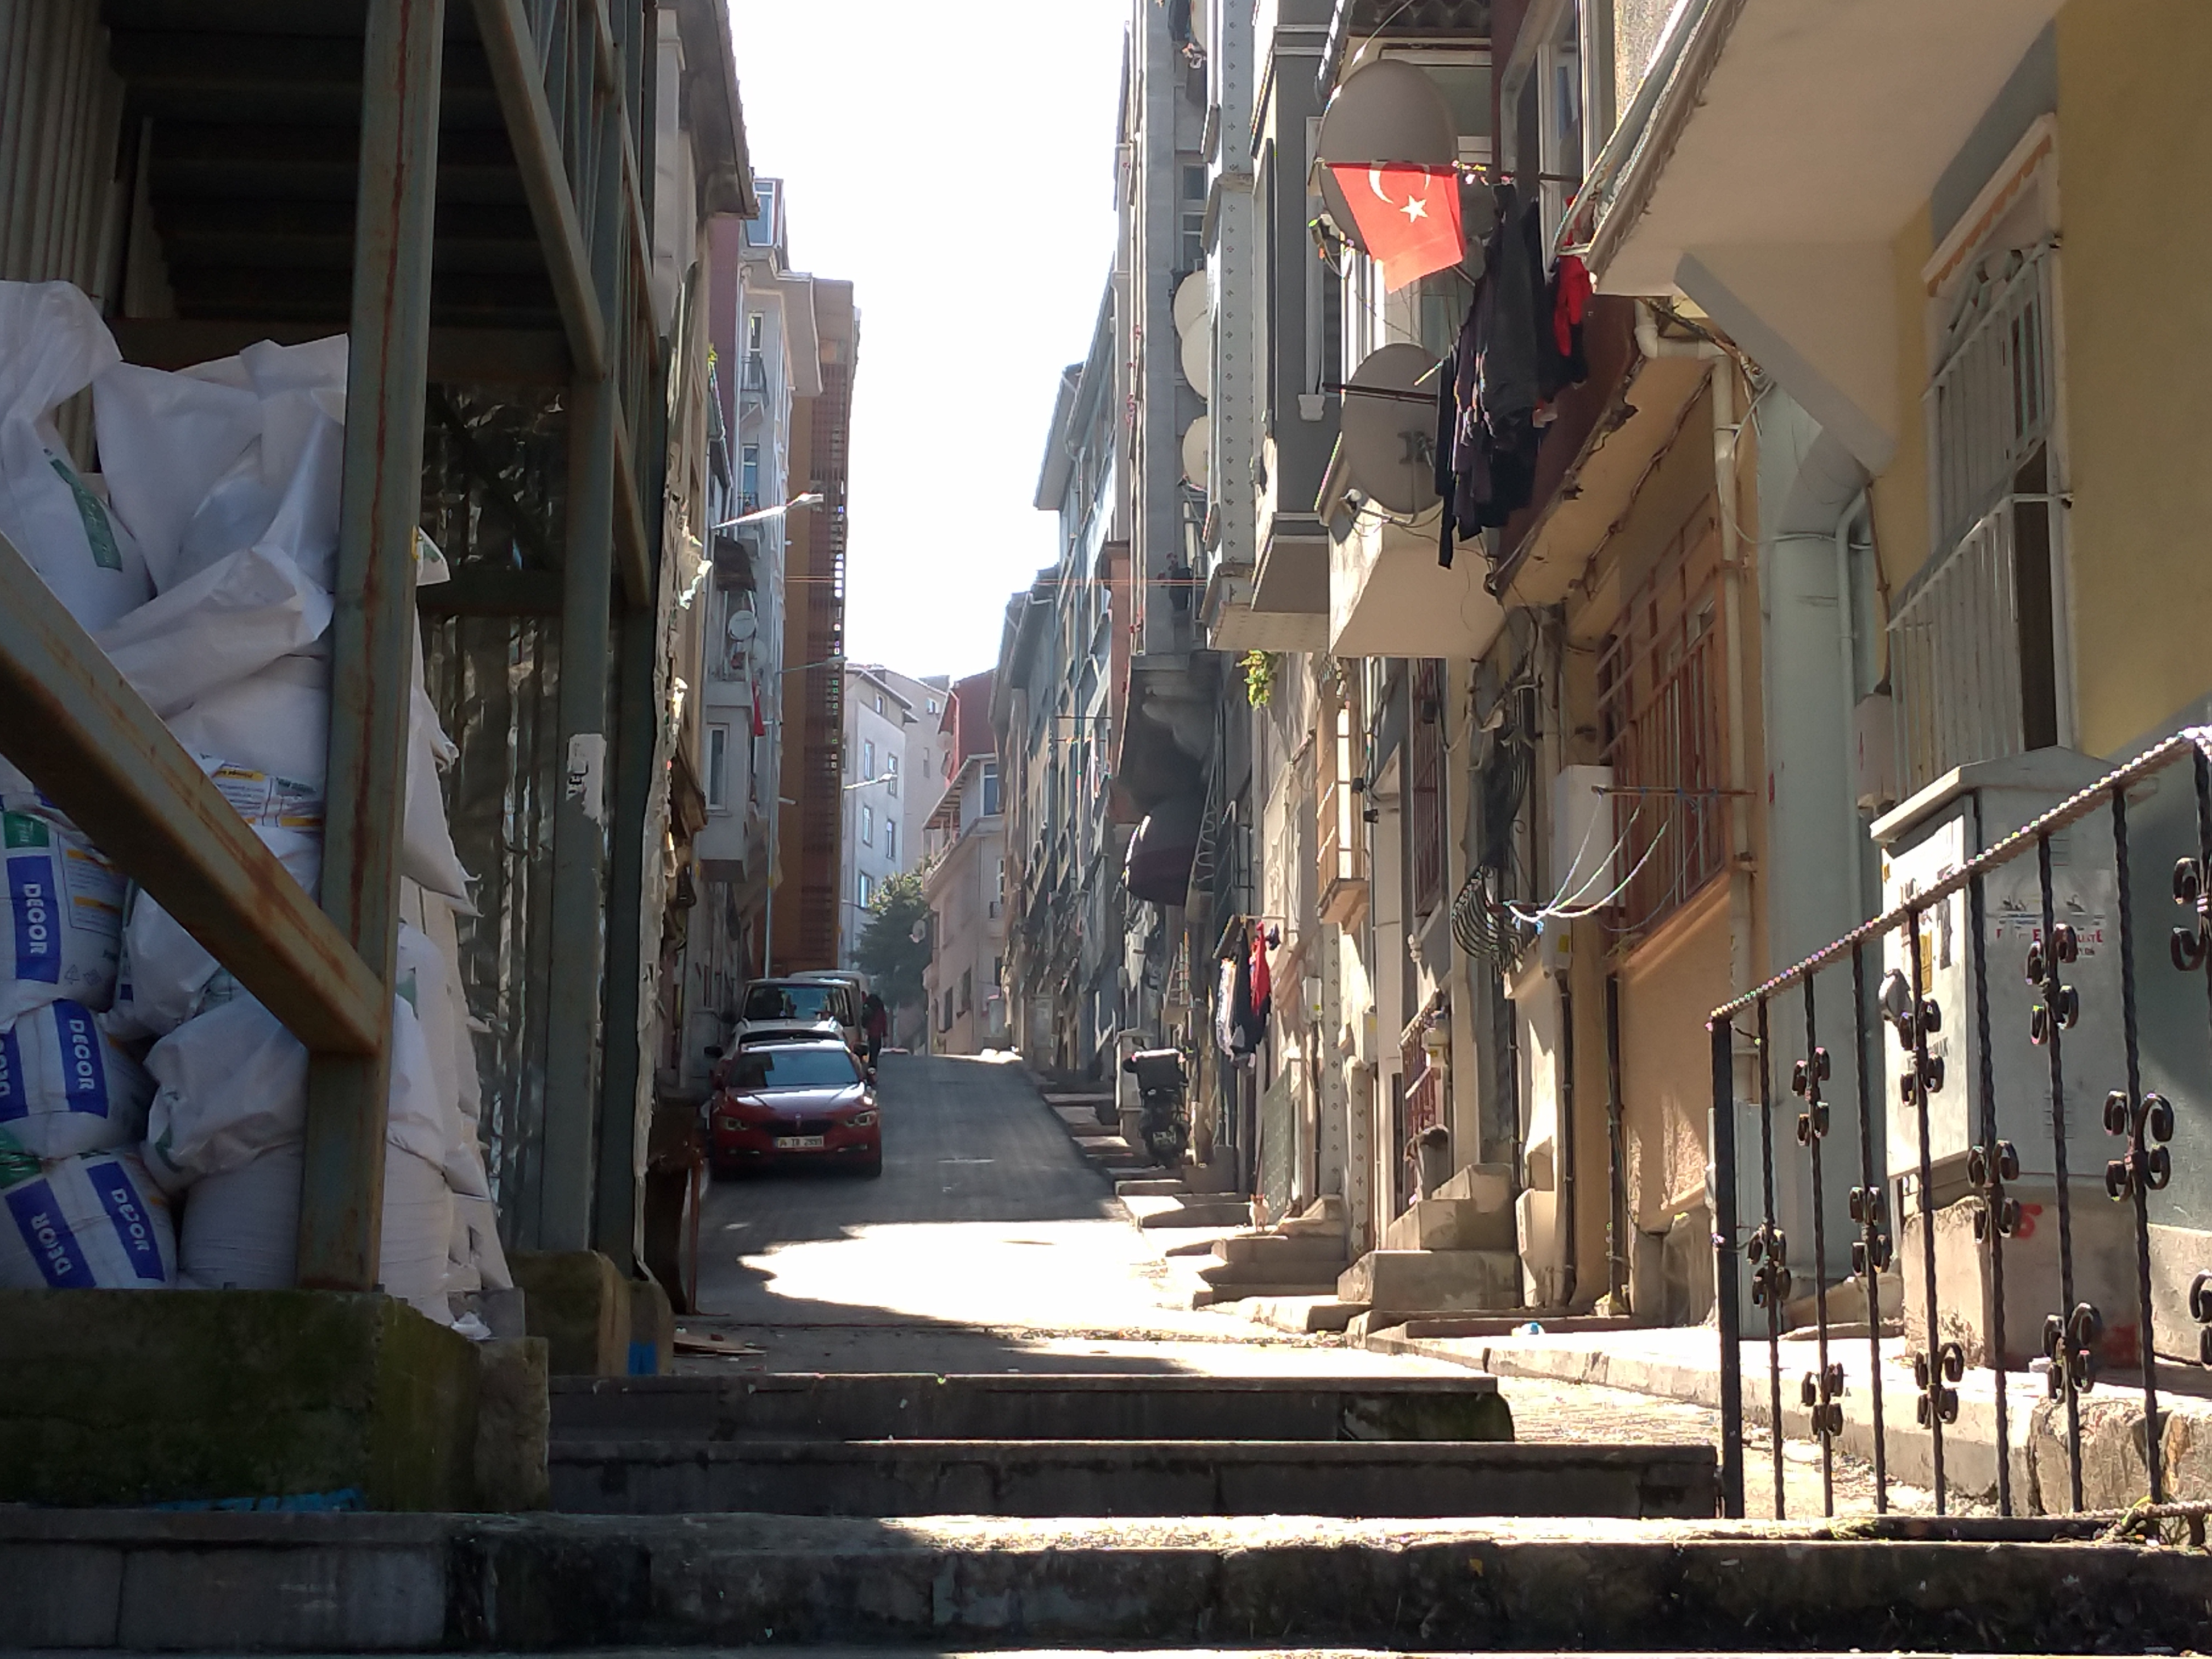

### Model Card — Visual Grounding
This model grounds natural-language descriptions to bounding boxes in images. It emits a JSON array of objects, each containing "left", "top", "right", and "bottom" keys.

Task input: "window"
[
  {"left": 873, "top": 693, "right": 884, "bottom": 715},
  {"left": 727, "top": 1044, "right": 864, "bottom": 1092},
  {"left": 747, "top": 312, "right": 764, "bottom": 353},
  {"left": 991, "top": 956, "right": 1003, "bottom": 989},
  {"left": 1180, "top": 162, "right": 1206, "bottom": 270},
  {"left": 982, "top": 761, "right": 1000, "bottom": 816},
  {"left": 706, "top": 725, "right": 729, "bottom": 811},
  {"left": 741, "top": 444, "right": 759, "bottom": 505},
  {"left": 1893, "top": 238, "right": 2063, "bottom": 793},
  {"left": 886, "top": 754, "right": 899, "bottom": 799},
  {"left": 884, "top": 819, "right": 897, "bottom": 862},
  {"left": 940, "top": 989, "right": 953, "bottom": 1031},
  {"left": 1597, "top": 498, "right": 1730, "bottom": 938},
  {"left": 857, "top": 871, "right": 872, "bottom": 908},
  {"left": 1534, "top": 4, "right": 1584, "bottom": 251},
  {"left": 861, "top": 804, "right": 873, "bottom": 847},
  {"left": 927, "top": 698, "right": 938, "bottom": 715},
  {"left": 743, "top": 182, "right": 776, "bottom": 245},
  {"left": 862, "top": 740, "right": 876, "bottom": 778},
  {"left": 1409, "top": 661, "right": 1446, "bottom": 918},
  {"left": 958, "top": 968, "right": 973, "bottom": 1014}
]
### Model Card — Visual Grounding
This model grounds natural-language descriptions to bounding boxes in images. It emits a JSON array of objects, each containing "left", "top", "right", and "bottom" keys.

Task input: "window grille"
[
  {"left": 1596, "top": 501, "right": 1729, "bottom": 937},
  {"left": 1894, "top": 243, "right": 2062, "bottom": 794}
]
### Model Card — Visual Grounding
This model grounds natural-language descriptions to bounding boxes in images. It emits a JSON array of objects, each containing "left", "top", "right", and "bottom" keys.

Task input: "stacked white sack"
[
  {"left": 0, "top": 281, "right": 153, "bottom": 629},
  {"left": 397, "top": 887, "right": 511, "bottom": 1310},
  {"left": 0, "top": 1147, "right": 174, "bottom": 1289},
  {"left": 168, "top": 984, "right": 454, "bottom": 1317},
  {"left": 0, "top": 998, "right": 152, "bottom": 1161},
  {"left": 94, "top": 339, "right": 473, "bottom": 902},
  {"left": 0, "top": 784, "right": 125, "bottom": 1022}
]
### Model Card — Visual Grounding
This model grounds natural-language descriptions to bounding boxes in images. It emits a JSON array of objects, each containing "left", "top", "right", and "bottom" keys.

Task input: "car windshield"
[
  {"left": 729, "top": 1047, "right": 862, "bottom": 1091},
  {"left": 743, "top": 983, "right": 837, "bottom": 1023}
]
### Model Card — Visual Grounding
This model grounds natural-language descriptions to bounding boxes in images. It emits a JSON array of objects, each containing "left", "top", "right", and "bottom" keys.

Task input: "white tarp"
[
  {"left": 1, "top": 799, "right": 123, "bottom": 1019},
  {"left": 0, "top": 281, "right": 152, "bottom": 629},
  {"left": 94, "top": 334, "right": 346, "bottom": 595},
  {"left": 0, "top": 998, "right": 151, "bottom": 1161},
  {"left": 0, "top": 1148, "right": 174, "bottom": 1289},
  {"left": 94, "top": 542, "right": 333, "bottom": 718}
]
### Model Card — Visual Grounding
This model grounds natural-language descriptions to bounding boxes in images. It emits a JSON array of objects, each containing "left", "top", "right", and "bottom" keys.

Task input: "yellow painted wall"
[{"left": 2055, "top": 0, "right": 2212, "bottom": 753}]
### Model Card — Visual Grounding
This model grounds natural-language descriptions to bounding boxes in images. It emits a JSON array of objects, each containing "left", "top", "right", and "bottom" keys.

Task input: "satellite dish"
[
  {"left": 1181, "top": 414, "right": 1210, "bottom": 488},
  {"left": 1340, "top": 342, "right": 1442, "bottom": 516},
  {"left": 1314, "top": 58, "right": 1457, "bottom": 255},
  {"left": 1180, "top": 325, "right": 1210, "bottom": 400},
  {"left": 726, "top": 610, "right": 759, "bottom": 643},
  {"left": 1173, "top": 270, "right": 1209, "bottom": 337}
]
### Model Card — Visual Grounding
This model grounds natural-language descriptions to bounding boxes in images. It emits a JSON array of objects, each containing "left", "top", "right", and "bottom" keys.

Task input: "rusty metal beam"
[
  {"left": 611, "top": 407, "right": 651, "bottom": 608},
  {"left": 110, "top": 318, "right": 570, "bottom": 385},
  {"left": 0, "top": 533, "right": 385, "bottom": 1058},
  {"left": 297, "top": 0, "right": 447, "bottom": 1293},
  {"left": 469, "top": 0, "right": 608, "bottom": 380},
  {"left": 538, "top": 82, "right": 622, "bottom": 1253}
]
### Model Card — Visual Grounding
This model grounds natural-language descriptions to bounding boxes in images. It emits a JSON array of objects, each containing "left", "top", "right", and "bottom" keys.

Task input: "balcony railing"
[{"left": 1707, "top": 727, "right": 2212, "bottom": 1522}]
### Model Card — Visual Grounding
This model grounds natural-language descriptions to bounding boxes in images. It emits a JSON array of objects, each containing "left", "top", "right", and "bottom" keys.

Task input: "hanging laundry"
[
  {"left": 1248, "top": 927, "right": 1273, "bottom": 1029},
  {"left": 1434, "top": 186, "right": 1594, "bottom": 566},
  {"left": 1214, "top": 954, "right": 1240, "bottom": 1057}
]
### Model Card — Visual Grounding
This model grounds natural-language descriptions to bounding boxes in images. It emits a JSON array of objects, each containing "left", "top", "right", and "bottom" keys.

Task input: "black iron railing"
[{"left": 1707, "top": 727, "right": 2212, "bottom": 1519}]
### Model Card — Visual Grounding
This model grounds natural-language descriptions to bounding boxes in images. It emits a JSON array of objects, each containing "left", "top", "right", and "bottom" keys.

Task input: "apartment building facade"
[
  {"left": 997, "top": 5, "right": 2212, "bottom": 1500},
  {"left": 922, "top": 672, "right": 1008, "bottom": 1054}
]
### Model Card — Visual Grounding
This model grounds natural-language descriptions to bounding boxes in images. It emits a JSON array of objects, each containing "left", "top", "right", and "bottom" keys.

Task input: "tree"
[{"left": 854, "top": 868, "right": 932, "bottom": 1016}]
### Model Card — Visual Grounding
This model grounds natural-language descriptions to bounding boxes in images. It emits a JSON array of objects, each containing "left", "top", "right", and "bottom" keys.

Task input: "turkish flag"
[{"left": 1327, "top": 163, "right": 1464, "bottom": 291}]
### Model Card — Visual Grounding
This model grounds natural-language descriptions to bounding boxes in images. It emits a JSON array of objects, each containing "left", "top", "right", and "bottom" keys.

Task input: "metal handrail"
[{"left": 1709, "top": 727, "right": 2212, "bottom": 1026}]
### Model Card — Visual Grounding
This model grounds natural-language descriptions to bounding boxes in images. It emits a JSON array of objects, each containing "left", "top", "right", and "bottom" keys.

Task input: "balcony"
[
  {"left": 1575, "top": 0, "right": 2062, "bottom": 473},
  {"left": 1323, "top": 484, "right": 1506, "bottom": 658}
]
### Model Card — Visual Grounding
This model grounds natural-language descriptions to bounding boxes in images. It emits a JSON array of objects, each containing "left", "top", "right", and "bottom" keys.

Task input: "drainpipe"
[
  {"left": 1714, "top": 362, "right": 1753, "bottom": 1010},
  {"left": 1833, "top": 494, "right": 1871, "bottom": 928},
  {"left": 1605, "top": 970, "right": 1628, "bottom": 1308},
  {"left": 1634, "top": 301, "right": 1720, "bottom": 364},
  {"left": 1557, "top": 978, "right": 1577, "bottom": 1309}
]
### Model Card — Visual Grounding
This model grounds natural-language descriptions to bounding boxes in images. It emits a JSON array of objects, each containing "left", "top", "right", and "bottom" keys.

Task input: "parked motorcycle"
[{"left": 1120, "top": 1047, "right": 1191, "bottom": 1167}]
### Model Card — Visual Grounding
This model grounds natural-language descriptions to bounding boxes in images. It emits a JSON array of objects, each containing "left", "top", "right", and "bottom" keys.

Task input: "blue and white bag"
[
  {"left": 0, "top": 998, "right": 151, "bottom": 1160},
  {"left": 0, "top": 1148, "right": 174, "bottom": 1289},
  {"left": 1, "top": 804, "right": 124, "bottom": 1020}
]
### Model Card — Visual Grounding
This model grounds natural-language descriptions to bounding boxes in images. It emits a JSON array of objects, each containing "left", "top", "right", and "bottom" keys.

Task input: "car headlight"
[
  {"left": 847, "top": 1111, "right": 878, "bottom": 1128},
  {"left": 717, "top": 1114, "right": 741, "bottom": 1130}
]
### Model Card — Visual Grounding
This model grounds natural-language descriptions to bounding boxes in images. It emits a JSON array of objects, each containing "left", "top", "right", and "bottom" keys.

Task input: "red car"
[{"left": 710, "top": 1039, "right": 882, "bottom": 1179}]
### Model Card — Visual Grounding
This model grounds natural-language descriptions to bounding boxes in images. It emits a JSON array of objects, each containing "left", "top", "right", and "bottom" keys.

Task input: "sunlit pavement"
[{"left": 681, "top": 1052, "right": 1459, "bottom": 1377}]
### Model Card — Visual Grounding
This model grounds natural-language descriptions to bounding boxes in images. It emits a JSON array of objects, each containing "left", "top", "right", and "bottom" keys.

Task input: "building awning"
[{"left": 1578, "top": 0, "right": 2061, "bottom": 472}]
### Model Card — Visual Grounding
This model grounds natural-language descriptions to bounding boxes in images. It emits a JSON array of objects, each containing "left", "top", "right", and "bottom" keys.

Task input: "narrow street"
[
  {"left": 675, "top": 1053, "right": 1929, "bottom": 1523},
  {"left": 683, "top": 1051, "right": 1439, "bottom": 1375}
]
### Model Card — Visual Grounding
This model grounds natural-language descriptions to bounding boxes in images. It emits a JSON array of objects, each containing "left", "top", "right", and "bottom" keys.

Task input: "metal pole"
[
  {"left": 296, "top": 0, "right": 444, "bottom": 1291},
  {"left": 540, "top": 87, "right": 620, "bottom": 1254},
  {"left": 1711, "top": 1015, "right": 1745, "bottom": 1517},
  {"left": 592, "top": 586, "right": 658, "bottom": 1264}
]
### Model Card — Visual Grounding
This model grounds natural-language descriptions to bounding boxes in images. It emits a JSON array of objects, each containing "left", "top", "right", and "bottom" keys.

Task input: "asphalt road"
[{"left": 682, "top": 1052, "right": 1448, "bottom": 1377}]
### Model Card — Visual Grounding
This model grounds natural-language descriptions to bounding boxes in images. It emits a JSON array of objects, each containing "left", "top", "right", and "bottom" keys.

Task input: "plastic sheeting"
[{"left": 416, "top": 385, "right": 571, "bottom": 1244}]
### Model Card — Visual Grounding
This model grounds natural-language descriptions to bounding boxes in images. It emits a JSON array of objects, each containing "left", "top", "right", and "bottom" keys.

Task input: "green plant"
[
  {"left": 854, "top": 869, "right": 933, "bottom": 1014},
  {"left": 1240, "top": 649, "right": 1279, "bottom": 707}
]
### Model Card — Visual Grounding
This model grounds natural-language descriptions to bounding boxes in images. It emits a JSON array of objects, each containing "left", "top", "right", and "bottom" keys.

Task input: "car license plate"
[{"left": 774, "top": 1134, "right": 826, "bottom": 1150}]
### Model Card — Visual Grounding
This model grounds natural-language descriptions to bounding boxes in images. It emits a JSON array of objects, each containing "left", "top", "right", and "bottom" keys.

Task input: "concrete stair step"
[
  {"left": 548, "top": 1436, "right": 1709, "bottom": 1518},
  {"left": 1123, "top": 1193, "right": 1252, "bottom": 1228},
  {"left": 1211, "top": 1232, "right": 1347, "bottom": 1267},
  {"left": 1247, "top": 1295, "right": 1368, "bottom": 1333},
  {"left": 1339, "top": 1248, "right": 1520, "bottom": 1312},
  {"left": 8, "top": 1510, "right": 2190, "bottom": 1652},
  {"left": 1190, "top": 1280, "right": 1342, "bottom": 1307},
  {"left": 549, "top": 1372, "right": 1508, "bottom": 1444},
  {"left": 1381, "top": 1195, "right": 1516, "bottom": 1253}
]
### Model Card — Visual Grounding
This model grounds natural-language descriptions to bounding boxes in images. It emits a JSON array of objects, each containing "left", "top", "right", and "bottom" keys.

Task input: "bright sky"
[{"left": 727, "top": 1, "right": 1127, "bottom": 681}]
